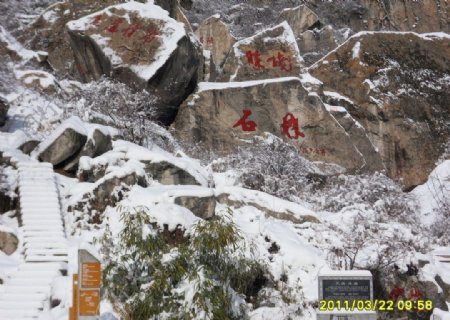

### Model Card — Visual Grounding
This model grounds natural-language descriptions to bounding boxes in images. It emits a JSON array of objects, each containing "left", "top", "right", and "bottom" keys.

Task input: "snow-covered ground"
[{"left": 0, "top": 0, "right": 449, "bottom": 319}]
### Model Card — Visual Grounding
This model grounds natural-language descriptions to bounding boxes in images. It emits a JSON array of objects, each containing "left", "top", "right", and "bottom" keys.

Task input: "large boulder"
[
  {"left": 77, "top": 139, "right": 209, "bottom": 186},
  {"left": 0, "top": 229, "right": 18, "bottom": 255},
  {"left": 66, "top": 2, "right": 202, "bottom": 124},
  {"left": 33, "top": 117, "right": 113, "bottom": 171},
  {"left": 69, "top": 161, "right": 148, "bottom": 225},
  {"left": 0, "top": 96, "right": 8, "bottom": 127},
  {"left": 143, "top": 161, "right": 201, "bottom": 186},
  {"left": 195, "top": 14, "right": 236, "bottom": 67},
  {"left": 174, "top": 195, "right": 216, "bottom": 219},
  {"left": 310, "top": 32, "right": 450, "bottom": 189},
  {"left": 63, "top": 128, "right": 112, "bottom": 172},
  {"left": 34, "top": 119, "right": 88, "bottom": 166},
  {"left": 219, "top": 22, "right": 304, "bottom": 81},
  {"left": 173, "top": 77, "right": 381, "bottom": 173},
  {"left": 277, "top": 5, "right": 321, "bottom": 34},
  {"left": 20, "top": 0, "right": 125, "bottom": 76}
]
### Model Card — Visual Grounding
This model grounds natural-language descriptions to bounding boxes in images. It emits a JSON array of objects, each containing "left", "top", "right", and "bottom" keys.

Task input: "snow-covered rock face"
[
  {"left": 310, "top": 32, "right": 450, "bottom": 189},
  {"left": 66, "top": 1, "right": 202, "bottom": 124},
  {"left": 20, "top": 0, "right": 126, "bottom": 77},
  {"left": 32, "top": 117, "right": 114, "bottom": 172},
  {"left": 219, "top": 22, "right": 304, "bottom": 81},
  {"left": 174, "top": 77, "right": 382, "bottom": 173}
]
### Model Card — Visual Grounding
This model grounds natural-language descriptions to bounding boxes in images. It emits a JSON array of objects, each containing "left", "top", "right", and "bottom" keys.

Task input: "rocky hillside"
[{"left": 0, "top": 0, "right": 449, "bottom": 319}]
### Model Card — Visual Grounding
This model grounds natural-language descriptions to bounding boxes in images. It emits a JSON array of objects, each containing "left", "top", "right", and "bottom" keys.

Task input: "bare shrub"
[{"left": 64, "top": 78, "right": 180, "bottom": 152}]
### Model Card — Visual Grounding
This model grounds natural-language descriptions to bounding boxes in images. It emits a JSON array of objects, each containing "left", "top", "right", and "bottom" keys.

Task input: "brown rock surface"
[
  {"left": 310, "top": 32, "right": 450, "bottom": 189},
  {"left": 66, "top": 2, "right": 201, "bottom": 124},
  {"left": 21, "top": 0, "right": 125, "bottom": 76},
  {"left": 0, "top": 230, "right": 18, "bottom": 255},
  {"left": 195, "top": 15, "right": 236, "bottom": 67},
  {"left": 277, "top": 5, "right": 321, "bottom": 34},
  {"left": 173, "top": 77, "right": 382, "bottom": 173},
  {"left": 303, "top": 0, "right": 449, "bottom": 33},
  {"left": 219, "top": 22, "right": 304, "bottom": 81}
]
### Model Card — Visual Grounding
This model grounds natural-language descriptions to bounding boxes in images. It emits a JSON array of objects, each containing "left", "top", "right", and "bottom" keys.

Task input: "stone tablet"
[{"left": 317, "top": 270, "right": 376, "bottom": 320}]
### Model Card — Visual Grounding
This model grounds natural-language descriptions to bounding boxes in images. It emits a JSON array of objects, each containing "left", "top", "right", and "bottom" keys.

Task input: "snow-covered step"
[
  {"left": 0, "top": 300, "right": 44, "bottom": 310},
  {"left": 21, "top": 205, "right": 60, "bottom": 211},
  {"left": 25, "top": 255, "right": 68, "bottom": 263},
  {"left": 22, "top": 224, "right": 64, "bottom": 230},
  {"left": 17, "top": 263, "right": 64, "bottom": 271},
  {"left": 5, "top": 285, "right": 50, "bottom": 294},
  {"left": 8, "top": 270, "right": 61, "bottom": 279},
  {"left": 9, "top": 277, "right": 55, "bottom": 287},
  {"left": 24, "top": 244, "right": 67, "bottom": 251},
  {"left": 22, "top": 210, "right": 60, "bottom": 214},
  {"left": 0, "top": 309, "right": 41, "bottom": 318},
  {"left": 19, "top": 185, "right": 56, "bottom": 194},
  {"left": 23, "top": 237, "right": 67, "bottom": 244},
  {"left": 5, "top": 162, "right": 68, "bottom": 320},
  {"left": 22, "top": 210, "right": 61, "bottom": 217},
  {"left": 21, "top": 219, "right": 63, "bottom": 225},
  {"left": 19, "top": 191, "right": 59, "bottom": 196},
  {"left": 0, "top": 292, "right": 47, "bottom": 302},
  {"left": 22, "top": 231, "right": 66, "bottom": 238},
  {"left": 25, "top": 248, "right": 68, "bottom": 256}
]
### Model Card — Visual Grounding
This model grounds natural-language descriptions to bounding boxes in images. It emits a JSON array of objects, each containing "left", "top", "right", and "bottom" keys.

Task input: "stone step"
[
  {"left": 24, "top": 242, "right": 67, "bottom": 249},
  {"left": 22, "top": 225, "right": 64, "bottom": 232},
  {"left": 22, "top": 231, "right": 65, "bottom": 238},
  {"left": 9, "top": 277, "right": 53, "bottom": 287},
  {"left": 5, "top": 285, "right": 50, "bottom": 294},
  {"left": 0, "top": 308, "right": 41, "bottom": 318},
  {"left": 25, "top": 248, "right": 68, "bottom": 256},
  {"left": 17, "top": 263, "right": 64, "bottom": 271},
  {"left": 25, "top": 255, "right": 68, "bottom": 263},
  {"left": 0, "top": 292, "right": 47, "bottom": 302},
  {"left": 23, "top": 237, "right": 67, "bottom": 243}
]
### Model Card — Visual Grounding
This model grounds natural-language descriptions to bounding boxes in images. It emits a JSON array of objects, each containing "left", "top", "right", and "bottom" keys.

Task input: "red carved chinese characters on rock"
[
  {"left": 92, "top": 15, "right": 103, "bottom": 26},
  {"left": 233, "top": 110, "right": 257, "bottom": 132},
  {"left": 122, "top": 23, "right": 141, "bottom": 38},
  {"left": 106, "top": 18, "right": 124, "bottom": 33},
  {"left": 245, "top": 50, "right": 265, "bottom": 70},
  {"left": 267, "top": 52, "right": 292, "bottom": 72},
  {"left": 140, "top": 26, "right": 160, "bottom": 43},
  {"left": 280, "top": 113, "right": 305, "bottom": 139}
]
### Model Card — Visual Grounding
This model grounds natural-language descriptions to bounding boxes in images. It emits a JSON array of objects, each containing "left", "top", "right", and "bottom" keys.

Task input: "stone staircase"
[{"left": 0, "top": 162, "right": 68, "bottom": 319}]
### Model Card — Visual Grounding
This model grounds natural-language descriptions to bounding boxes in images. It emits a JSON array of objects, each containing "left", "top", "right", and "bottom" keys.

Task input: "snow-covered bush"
[
  {"left": 312, "top": 172, "right": 417, "bottom": 219},
  {"left": 209, "top": 136, "right": 321, "bottom": 202},
  {"left": 99, "top": 206, "right": 270, "bottom": 320},
  {"left": 66, "top": 78, "right": 179, "bottom": 152}
]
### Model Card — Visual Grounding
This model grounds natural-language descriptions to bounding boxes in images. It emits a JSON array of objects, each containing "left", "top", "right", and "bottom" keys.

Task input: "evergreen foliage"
[{"left": 99, "top": 206, "right": 269, "bottom": 320}]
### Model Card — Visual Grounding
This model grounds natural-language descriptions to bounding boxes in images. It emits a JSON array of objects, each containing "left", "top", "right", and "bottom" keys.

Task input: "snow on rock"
[
  {"left": 277, "top": 5, "right": 320, "bottom": 35},
  {"left": 14, "top": 70, "right": 57, "bottom": 94},
  {"left": 216, "top": 186, "right": 319, "bottom": 224},
  {"left": 0, "top": 26, "right": 46, "bottom": 63},
  {"left": 219, "top": 21, "right": 304, "bottom": 81},
  {"left": 413, "top": 160, "right": 450, "bottom": 226},
  {"left": 32, "top": 116, "right": 115, "bottom": 169},
  {"left": 66, "top": 1, "right": 202, "bottom": 124},
  {"left": 310, "top": 31, "right": 450, "bottom": 189},
  {"left": 174, "top": 76, "right": 377, "bottom": 173}
]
